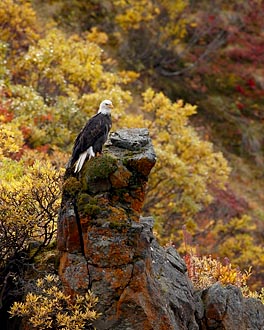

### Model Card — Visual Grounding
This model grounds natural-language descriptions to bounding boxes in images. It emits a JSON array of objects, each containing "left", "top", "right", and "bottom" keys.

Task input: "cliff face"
[{"left": 58, "top": 128, "right": 264, "bottom": 330}]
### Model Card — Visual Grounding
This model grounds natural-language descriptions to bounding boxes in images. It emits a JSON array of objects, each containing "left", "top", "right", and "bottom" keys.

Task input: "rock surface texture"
[
  {"left": 195, "top": 283, "right": 264, "bottom": 330},
  {"left": 58, "top": 128, "right": 264, "bottom": 330}
]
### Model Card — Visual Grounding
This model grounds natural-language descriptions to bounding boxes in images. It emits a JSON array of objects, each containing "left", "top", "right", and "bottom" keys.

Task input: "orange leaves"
[
  {"left": 0, "top": 104, "right": 13, "bottom": 123},
  {"left": 184, "top": 253, "right": 252, "bottom": 290}
]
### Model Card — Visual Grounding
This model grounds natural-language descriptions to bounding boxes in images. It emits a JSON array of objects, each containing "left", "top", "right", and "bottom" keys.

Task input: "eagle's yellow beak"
[{"left": 109, "top": 103, "right": 114, "bottom": 108}]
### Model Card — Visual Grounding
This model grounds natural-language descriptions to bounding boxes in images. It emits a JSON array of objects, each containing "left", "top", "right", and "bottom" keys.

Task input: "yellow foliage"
[
  {"left": 140, "top": 89, "right": 230, "bottom": 240},
  {"left": 86, "top": 27, "right": 108, "bottom": 45},
  {"left": 212, "top": 215, "right": 264, "bottom": 270},
  {"left": 241, "top": 287, "right": 264, "bottom": 304},
  {"left": 159, "top": 0, "right": 188, "bottom": 43},
  {"left": 113, "top": 0, "right": 187, "bottom": 43},
  {"left": 10, "top": 274, "right": 99, "bottom": 330},
  {"left": 0, "top": 159, "right": 64, "bottom": 267},
  {"left": 0, "top": 122, "right": 24, "bottom": 158},
  {"left": 185, "top": 254, "right": 251, "bottom": 290},
  {"left": 184, "top": 252, "right": 264, "bottom": 303},
  {"left": 0, "top": 0, "right": 40, "bottom": 61},
  {"left": 14, "top": 28, "right": 138, "bottom": 100},
  {"left": 16, "top": 29, "right": 104, "bottom": 96},
  {"left": 118, "top": 70, "right": 140, "bottom": 84},
  {"left": 113, "top": 0, "right": 159, "bottom": 30},
  {"left": 111, "top": 0, "right": 188, "bottom": 60}
]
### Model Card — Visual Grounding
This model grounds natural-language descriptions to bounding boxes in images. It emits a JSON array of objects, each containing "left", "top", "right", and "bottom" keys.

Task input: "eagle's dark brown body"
[{"left": 70, "top": 100, "right": 113, "bottom": 173}]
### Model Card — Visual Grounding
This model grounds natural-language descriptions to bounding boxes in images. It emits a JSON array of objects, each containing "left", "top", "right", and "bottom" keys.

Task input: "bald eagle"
[{"left": 70, "top": 100, "right": 113, "bottom": 173}]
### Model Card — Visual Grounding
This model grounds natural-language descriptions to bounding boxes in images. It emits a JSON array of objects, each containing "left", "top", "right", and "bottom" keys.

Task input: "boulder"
[{"left": 195, "top": 282, "right": 264, "bottom": 330}]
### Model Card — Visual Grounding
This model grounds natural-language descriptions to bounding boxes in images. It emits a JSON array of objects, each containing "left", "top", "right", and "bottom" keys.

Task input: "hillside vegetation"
[{"left": 0, "top": 0, "right": 263, "bottom": 320}]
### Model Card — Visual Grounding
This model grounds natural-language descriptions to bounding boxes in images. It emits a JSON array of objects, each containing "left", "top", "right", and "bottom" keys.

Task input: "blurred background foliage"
[{"left": 0, "top": 0, "right": 263, "bottom": 310}]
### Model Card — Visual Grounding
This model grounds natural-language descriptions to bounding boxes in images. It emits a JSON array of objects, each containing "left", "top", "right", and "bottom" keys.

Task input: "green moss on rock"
[
  {"left": 77, "top": 193, "right": 101, "bottom": 217},
  {"left": 63, "top": 177, "right": 82, "bottom": 197},
  {"left": 84, "top": 154, "right": 118, "bottom": 181}
]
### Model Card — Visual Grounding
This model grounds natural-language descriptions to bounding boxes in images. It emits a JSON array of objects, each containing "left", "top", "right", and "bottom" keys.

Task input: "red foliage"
[
  {"left": 196, "top": 185, "right": 248, "bottom": 224},
  {"left": 247, "top": 78, "right": 256, "bottom": 89},
  {"left": 208, "top": 15, "right": 215, "bottom": 22},
  {"left": 235, "top": 85, "right": 246, "bottom": 95},
  {"left": 189, "top": 1, "right": 264, "bottom": 96},
  {"left": 20, "top": 125, "right": 32, "bottom": 140},
  {"left": 35, "top": 144, "right": 51, "bottom": 154},
  {"left": 191, "top": 185, "right": 249, "bottom": 258},
  {"left": 0, "top": 101, "right": 13, "bottom": 123},
  {"left": 33, "top": 113, "right": 53, "bottom": 125},
  {"left": 11, "top": 144, "right": 29, "bottom": 161},
  {"left": 236, "top": 102, "right": 244, "bottom": 110},
  {"left": 183, "top": 253, "right": 194, "bottom": 279}
]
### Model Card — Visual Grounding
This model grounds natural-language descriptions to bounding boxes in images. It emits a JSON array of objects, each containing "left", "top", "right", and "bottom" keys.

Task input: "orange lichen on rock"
[
  {"left": 59, "top": 252, "right": 89, "bottom": 296},
  {"left": 57, "top": 211, "right": 82, "bottom": 253},
  {"left": 110, "top": 164, "right": 132, "bottom": 188}
]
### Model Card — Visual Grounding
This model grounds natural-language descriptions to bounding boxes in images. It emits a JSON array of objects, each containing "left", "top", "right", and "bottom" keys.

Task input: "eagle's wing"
[{"left": 70, "top": 113, "right": 109, "bottom": 166}]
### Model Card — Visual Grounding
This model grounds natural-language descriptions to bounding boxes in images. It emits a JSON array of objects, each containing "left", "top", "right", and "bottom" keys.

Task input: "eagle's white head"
[{"left": 98, "top": 99, "right": 113, "bottom": 115}]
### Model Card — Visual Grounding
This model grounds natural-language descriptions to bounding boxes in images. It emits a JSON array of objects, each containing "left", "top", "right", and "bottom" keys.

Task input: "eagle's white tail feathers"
[
  {"left": 87, "top": 146, "right": 95, "bottom": 160},
  {"left": 74, "top": 147, "right": 95, "bottom": 173},
  {"left": 74, "top": 150, "right": 88, "bottom": 173}
]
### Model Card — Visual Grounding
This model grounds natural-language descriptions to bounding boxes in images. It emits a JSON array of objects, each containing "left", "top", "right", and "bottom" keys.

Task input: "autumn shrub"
[
  {"left": 7, "top": 27, "right": 140, "bottom": 149},
  {"left": 9, "top": 274, "right": 99, "bottom": 330},
  {"left": 212, "top": 215, "right": 264, "bottom": 271},
  {"left": 181, "top": 211, "right": 264, "bottom": 290},
  {"left": 0, "top": 159, "right": 63, "bottom": 270},
  {"left": 184, "top": 253, "right": 251, "bottom": 290},
  {"left": 182, "top": 216, "right": 262, "bottom": 295},
  {"left": 181, "top": 218, "right": 264, "bottom": 293},
  {"left": 38, "top": 0, "right": 188, "bottom": 73},
  {"left": 0, "top": 117, "right": 65, "bottom": 317},
  {"left": 180, "top": 213, "right": 264, "bottom": 291},
  {"left": 0, "top": 0, "right": 40, "bottom": 64},
  {"left": 14, "top": 28, "right": 137, "bottom": 100},
  {"left": 141, "top": 88, "right": 230, "bottom": 242},
  {"left": 0, "top": 104, "right": 65, "bottom": 317},
  {"left": 0, "top": 121, "right": 24, "bottom": 158},
  {"left": 183, "top": 253, "right": 264, "bottom": 303},
  {"left": 0, "top": 112, "right": 64, "bottom": 268}
]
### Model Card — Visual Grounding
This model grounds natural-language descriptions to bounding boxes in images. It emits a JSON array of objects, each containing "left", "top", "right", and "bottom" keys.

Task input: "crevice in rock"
[
  {"left": 73, "top": 198, "right": 85, "bottom": 256},
  {"left": 73, "top": 197, "right": 92, "bottom": 289},
  {"left": 122, "top": 261, "right": 135, "bottom": 292},
  {"left": 222, "top": 292, "right": 229, "bottom": 322}
]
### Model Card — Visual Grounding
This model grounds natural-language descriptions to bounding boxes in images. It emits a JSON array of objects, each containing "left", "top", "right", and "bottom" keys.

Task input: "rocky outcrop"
[
  {"left": 195, "top": 283, "right": 264, "bottom": 330},
  {"left": 58, "top": 128, "right": 264, "bottom": 330}
]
